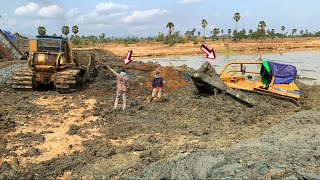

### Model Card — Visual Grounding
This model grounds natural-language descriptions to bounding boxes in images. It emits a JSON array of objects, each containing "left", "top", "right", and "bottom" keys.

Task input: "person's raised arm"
[{"left": 104, "top": 64, "right": 119, "bottom": 76}]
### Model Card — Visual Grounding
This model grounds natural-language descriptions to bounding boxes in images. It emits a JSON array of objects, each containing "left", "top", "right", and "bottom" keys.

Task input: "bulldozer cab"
[
  {"left": 37, "top": 37, "right": 67, "bottom": 52},
  {"left": 220, "top": 61, "right": 263, "bottom": 84},
  {"left": 29, "top": 36, "right": 69, "bottom": 52},
  {"left": 28, "top": 36, "right": 74, "bottom": 67}
]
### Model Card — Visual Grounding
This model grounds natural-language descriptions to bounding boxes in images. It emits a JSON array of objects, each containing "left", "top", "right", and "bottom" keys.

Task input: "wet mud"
[{"left": 0, "top": 49, "right": 319, "bottom": 179}]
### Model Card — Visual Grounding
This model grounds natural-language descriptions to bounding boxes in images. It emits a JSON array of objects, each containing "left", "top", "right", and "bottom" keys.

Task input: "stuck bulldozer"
[
  {"left": 191, "top": 60, "right": 300, "bottom": 106},
  {"left": 11, "top": 36, "right": 96, "bottom": 93}
]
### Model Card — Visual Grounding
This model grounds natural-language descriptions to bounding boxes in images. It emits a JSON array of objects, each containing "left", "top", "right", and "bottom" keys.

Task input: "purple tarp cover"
[{"left": 267, "top": 61, "right": 297, "bottom": 84}]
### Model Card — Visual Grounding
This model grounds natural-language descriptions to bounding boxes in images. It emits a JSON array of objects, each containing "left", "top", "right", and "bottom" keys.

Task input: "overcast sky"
[{"left": 0, "top": 0, "right": 319, "bottom": 38}]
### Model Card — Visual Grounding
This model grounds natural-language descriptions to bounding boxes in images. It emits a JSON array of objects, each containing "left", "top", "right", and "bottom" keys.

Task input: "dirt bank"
[
  {"left": 0, "top": 49, "right": 319, "bottom": 179},
  {"left": 80, "top": 37, "right": 320, "bottom": 57}
]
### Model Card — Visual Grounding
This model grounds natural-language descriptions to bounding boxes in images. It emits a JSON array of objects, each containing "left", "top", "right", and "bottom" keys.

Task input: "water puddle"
[{"left": 140, "top": 51, "right": 320, "bottom": 85}]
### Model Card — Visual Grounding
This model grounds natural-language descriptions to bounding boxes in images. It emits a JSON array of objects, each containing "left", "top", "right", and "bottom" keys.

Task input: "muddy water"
[{"left": 140, "top": 51, "right": 320, "bottom": 85}]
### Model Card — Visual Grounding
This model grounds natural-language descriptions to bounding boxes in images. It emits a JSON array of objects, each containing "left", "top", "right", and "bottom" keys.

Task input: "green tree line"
[{"left": 37, "top": 13, "right": 320, "bottom": 46}]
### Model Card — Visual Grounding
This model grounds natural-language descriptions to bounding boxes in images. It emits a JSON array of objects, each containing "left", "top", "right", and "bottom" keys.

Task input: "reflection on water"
[{"left": 140, "top": 51, "right": 320, "bottom": 85}]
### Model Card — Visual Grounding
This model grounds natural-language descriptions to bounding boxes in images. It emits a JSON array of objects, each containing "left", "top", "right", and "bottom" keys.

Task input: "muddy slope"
[
  {"left": 0, "top": 49, "right": 319, "bottom": 179},
  {"left": 133, "top": 111, "right": 320, "bottom": 179}
]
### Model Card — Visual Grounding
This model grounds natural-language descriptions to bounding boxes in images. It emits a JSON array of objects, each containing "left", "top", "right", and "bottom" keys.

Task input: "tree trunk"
[{"left": 235, "top": 22, "right": 238, "bottom": 42}]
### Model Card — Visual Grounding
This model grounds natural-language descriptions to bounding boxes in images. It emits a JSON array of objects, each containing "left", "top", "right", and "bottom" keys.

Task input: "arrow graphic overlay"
[
  {"left": 200, "top": 44, "right": 216, "bottom": 59},
  {"left": 123, "top": 50, "right": 133, "bottom": 66}
]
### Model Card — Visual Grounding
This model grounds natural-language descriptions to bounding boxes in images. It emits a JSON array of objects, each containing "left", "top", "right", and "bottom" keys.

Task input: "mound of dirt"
[{"left": 296, "top": 81, "right": 320, "bottom": 110}]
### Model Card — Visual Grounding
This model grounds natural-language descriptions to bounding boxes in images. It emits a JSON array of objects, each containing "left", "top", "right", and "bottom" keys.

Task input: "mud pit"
[{"left": 0, "top": 49, "right": 319, "bottom": 179}]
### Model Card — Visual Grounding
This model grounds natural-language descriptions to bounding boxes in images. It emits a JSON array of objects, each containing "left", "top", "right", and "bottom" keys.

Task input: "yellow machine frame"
[{"left": 219, "top": 61, "right": 300, "bottom": 99}]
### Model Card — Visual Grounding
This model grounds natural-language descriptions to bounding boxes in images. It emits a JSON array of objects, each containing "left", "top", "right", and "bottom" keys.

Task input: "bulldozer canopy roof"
[
  {"left": 36, "top": 36, "right": 67, "bottom": 40},
  {"left": 265, "top": 60, "right": 297, "bottom": 84}
]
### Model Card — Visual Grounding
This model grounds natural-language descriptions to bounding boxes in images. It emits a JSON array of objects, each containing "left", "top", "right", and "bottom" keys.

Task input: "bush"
[
  {"left": 164, "top": 35, "right": 183, "bottom": 46},
  {"left": 71, "top": 35, "right": 81, "bottom": 45}
]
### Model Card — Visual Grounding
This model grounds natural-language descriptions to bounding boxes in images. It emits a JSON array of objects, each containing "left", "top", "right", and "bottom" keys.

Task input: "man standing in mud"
[
  {"left": 150, "top": 69, "right": 163, "bottom": 103},
  {"left": 104, "top": 65, "right": 129, "bottom": 111}
]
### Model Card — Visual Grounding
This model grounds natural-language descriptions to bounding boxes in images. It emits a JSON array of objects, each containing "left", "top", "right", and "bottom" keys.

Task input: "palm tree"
[
  {"left": 213, "top": 28, "right": 220, "bottom": 40},
  {"left": 258, "top": 21, "right": 266, "bottom": 42},
  {"left": 258, "top": 21, "right": 266, "bottom": 31},
  {"left": 292, "top": 29, "right": 297, "bottom": 37},
  {"left": 221, "top": 29, "right": 224, "bottom": 40},
  {"left": 233, "top": 12, "right": 241, "bottom": 41},
  {"left": 228, "top": 29, "right": 231, "bottom": 38},
  {"left": 166, "top": 22, "right": 174, "bottom": 35},
  {"left": 37, "top": 26, "right": 46, "bottom": 36},
  {"left": 300, "top": 30, "right": 304, "bottom": 36},
  {"left": 201, "top": 19, "right": 208, "bottom": 39},
  {"left": 281, "top": 26, "right": 285, "bottom": 39},
  {"left": 72, "top": 25, "right": 79, "bottom": 36},
  {"left": 191, "top": 28, "right": 196, "bottom": 37},
  {"left": 62, "top": 26, "right": 70, "bottom": 37},
  {"left": 248, "top": 29, "right": 253, "bottom": 38},
  {"left": 197, "top": 31, "right": 201, "bottom": 37},
  {"left": 271, "top": 29, "right": 275, "bottom": 39}
]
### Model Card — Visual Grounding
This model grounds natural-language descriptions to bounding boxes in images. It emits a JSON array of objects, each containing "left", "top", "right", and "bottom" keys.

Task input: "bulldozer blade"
[{"left": 191, "top": 61, "right": 256, "bottom": 107}]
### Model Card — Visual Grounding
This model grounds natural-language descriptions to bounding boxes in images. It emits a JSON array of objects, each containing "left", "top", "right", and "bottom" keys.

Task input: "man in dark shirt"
[{"left": 150, "top": 69, "right": 163, "bottom": 103}]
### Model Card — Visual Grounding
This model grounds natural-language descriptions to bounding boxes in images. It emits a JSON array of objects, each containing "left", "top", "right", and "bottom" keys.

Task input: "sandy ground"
[
  {"left": 78, "top": 37, "right": 320, "bottom": 57},
  {"left": 0, "top": 49, "right": 319, "bottom": 179}
]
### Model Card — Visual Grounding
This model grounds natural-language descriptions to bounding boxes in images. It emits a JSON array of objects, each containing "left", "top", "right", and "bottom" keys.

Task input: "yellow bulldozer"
[
  {"left": 11, "top": 36, "right": 96, "bottom": 93},
  {"left": 191, "top": 60, "right": 301, "bottom": 106}
]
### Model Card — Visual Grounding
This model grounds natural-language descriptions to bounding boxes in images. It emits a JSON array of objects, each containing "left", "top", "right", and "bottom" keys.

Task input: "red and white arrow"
[
  {"left": 200, "top": 44, "right": 216, "bottom": 59},
  {"left": 123, "top": 50, "right": 133, "bottom": 65}
]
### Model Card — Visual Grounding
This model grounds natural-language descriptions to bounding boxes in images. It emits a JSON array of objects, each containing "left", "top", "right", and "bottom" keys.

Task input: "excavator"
[
  {"left": 11, "top": 35, "right": 96, "bottom": 93},
  {"left": 191, "top": 60, "right": 300, "bottom": 106}
]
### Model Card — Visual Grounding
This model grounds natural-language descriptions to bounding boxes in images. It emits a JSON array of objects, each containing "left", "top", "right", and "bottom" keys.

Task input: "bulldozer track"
[
  {"left": 11, "top": 67, "right": 33, "bottom": 90},
  {"left": 54, "top": 69, "right": 80, "bottom": 93},
  {"left": 249, "top": 88, "right": 300, "bottom": 107}
]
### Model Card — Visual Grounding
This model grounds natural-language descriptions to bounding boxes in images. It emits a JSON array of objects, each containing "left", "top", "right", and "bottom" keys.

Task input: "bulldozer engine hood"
[{"left": 32, "top": 52, "right": 61, "bottom": 66}]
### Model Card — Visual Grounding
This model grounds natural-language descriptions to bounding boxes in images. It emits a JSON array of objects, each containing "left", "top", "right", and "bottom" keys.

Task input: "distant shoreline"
[{"left": 76, "top": 37, "right": 320, "bottom": 58}]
